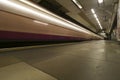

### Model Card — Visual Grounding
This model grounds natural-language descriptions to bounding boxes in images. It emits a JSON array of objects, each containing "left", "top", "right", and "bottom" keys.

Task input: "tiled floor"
[{"left": 0, "top": 40, "right": 120, "bottom": 80}]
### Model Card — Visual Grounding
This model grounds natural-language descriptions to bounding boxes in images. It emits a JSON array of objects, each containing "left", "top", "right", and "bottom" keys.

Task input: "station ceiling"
[{"left": 32, "top": 0, "right": 118, "bottom": 34}]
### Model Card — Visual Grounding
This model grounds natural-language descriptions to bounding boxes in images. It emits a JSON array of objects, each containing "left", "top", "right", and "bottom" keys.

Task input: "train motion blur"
[{"left": 0, "top": 0, "right": 103, "bottom": 43}]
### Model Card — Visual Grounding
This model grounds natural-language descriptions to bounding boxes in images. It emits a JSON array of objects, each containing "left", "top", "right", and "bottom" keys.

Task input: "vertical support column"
[{"left": 117, "top": 0, "right": 120, "bottom": 41}]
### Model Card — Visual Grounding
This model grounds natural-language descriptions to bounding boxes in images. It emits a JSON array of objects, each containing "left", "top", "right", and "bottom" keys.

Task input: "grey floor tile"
[{"left": 0, "top": 62, "right": 57, "bottom": 80}]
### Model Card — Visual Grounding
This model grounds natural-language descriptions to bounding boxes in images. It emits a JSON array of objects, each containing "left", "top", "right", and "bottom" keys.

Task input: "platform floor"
[{"left": 0, "top": 40, "right": 120, "bottom": 80}]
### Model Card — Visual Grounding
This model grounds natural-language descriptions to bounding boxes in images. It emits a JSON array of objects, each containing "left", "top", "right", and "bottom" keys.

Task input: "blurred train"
[{"left": 0, "top": 0, "right": 103, "bottom": 46}]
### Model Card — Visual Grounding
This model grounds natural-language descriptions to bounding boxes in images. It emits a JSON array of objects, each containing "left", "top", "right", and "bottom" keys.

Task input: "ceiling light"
[
  {"left": 72, "top": 0, "right": 82, "bottom": 9},
  {"left": 94, "top": 14, "right": 97, "bottom": 18},
  {"left": 91, "top": 9, "right": 103, "bottom": 29},
  {"left": 91, "top": 9, "right": 95, "bottom": 14},
  {"left": 99, "top": 25, "right": 103, "bottom": 29},
  {"left": 98, "top": 0, "right": 103, "bottom": 4}
]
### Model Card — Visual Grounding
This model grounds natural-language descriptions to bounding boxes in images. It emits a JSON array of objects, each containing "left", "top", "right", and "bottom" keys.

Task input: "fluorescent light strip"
[
  {"left": 72, "top": 0, "right": 82, "bottom": 9},
  {"left": 94, "top": 14, "right": 97, "bottom": 18},
  {"left": 91, "top": 9, "right": 95, "bottom": 14},
  {"left": 91, "top": 9, "right": 103, "bottom": 29},
  {"left": 98, "top": 0, "right": 103, "bottom": 4}
]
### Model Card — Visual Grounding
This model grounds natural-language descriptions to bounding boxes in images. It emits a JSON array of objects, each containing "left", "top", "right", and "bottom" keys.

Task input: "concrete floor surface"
[{"left": 0, "top": 40, "right": 120, "bottom": 80}]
